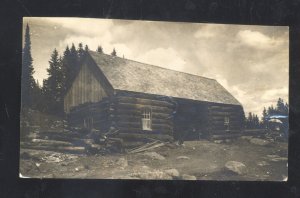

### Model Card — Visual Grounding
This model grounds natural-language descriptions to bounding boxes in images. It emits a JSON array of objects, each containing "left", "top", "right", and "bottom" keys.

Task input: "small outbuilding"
[{"left": 64, "top": 51, "right": 245, "bottom": 141}]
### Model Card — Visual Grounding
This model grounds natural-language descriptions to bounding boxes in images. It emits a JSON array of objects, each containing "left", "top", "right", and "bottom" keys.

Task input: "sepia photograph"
[{"left": 19, "top": 17, "right": 288, "bottom": 180}]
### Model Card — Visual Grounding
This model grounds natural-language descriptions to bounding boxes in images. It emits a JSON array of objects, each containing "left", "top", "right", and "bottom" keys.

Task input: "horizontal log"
[
  {"left": 115, "top": 102, "right": 174, "bottom": 113},
  {"left": 113, "top": 108, "right": 173, "bottom": 117},
  {"left": 110, "top": 111, "right": 174, "bottom": 120},
  {"left": 20, "top": 145, "right": 86, "bottom": 154},
  {"left": 115, "top": 96, "right": 175, "bottom": 108},
  {"left": 117, "top": 127, "right": 172, "bottom": 135},
  {"left": 111, "top": 116, "right": 173, "bottom": 125},
  {"left": 117, "top": 133, "right": 173, "bottom": 141},
  {"left": 116, "top": 121, "right": 173, "bottom": 130},
  {"left": 210, "top": 133, "right": 242, "bottom": 140}
]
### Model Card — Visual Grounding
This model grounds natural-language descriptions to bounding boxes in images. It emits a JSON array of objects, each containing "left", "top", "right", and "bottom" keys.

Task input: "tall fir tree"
[
  {"left": 84, "top": 44, "right": 89, "bottom": 52},
  {"left": 77, "top": 43, "right": 85, "bottom": 62},
  {"left": 97, "top": 45, "right": 103, "bottom": 53},
  {"left": 68, "top": 43, "right": 79, "bottom": 86},
  {"left": 276, "top": 98, "right": 285, "bottom": 114},
  {"left": 22, "top": 24, "right": 36, "bottom": 108},
  {"left": 262, "top": 107, "right": 268, "bottom": 128},
  {"left": 111, "top": 48, "right": 117, "bottom": 56},
  {"left": 61, "top": 45, "right": 72, "bottom": 90},
  {"left": 43, "top": 49, "right": 64, "bottom": 115}
]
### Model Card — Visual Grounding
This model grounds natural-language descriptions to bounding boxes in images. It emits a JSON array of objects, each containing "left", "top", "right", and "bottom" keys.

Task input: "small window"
[
  {"left": 224, "top": 116, "right": 230, "bottom": 131},
  {"left": 142, "top": 107, "right": 152, "bottom": 131},
  {"left": 224, "top": 117, "right": 230, "bottom": 126}
]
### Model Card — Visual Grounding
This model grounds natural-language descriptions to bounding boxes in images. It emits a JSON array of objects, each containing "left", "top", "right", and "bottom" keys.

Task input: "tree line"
[
  {"left": 245, "top": 98, "right": 288, "bottom": 129},
  {"left": 22, "top": 24, "right": 118, "bottom": 116}
]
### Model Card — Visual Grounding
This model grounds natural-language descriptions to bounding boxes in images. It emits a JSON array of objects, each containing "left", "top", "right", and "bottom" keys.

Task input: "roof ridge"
[{"left": 88, "top": 50, "right": 216, "bottom": 81}]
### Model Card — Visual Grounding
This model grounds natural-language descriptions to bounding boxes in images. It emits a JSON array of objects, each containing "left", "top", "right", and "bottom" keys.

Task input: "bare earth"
[{"left": 20, "top": 138, "right": 288, "bottom": 181}]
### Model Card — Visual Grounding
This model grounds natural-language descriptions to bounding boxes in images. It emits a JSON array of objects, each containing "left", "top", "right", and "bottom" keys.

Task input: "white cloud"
[
  {"left": 194, "top": 24, "right": 225, "bottom": 39},
  {"left": 237, "top": 30, "right": 285, "bottom": 50},
  {"left": 44, "top": 17, "right": 114, "bottom": 37},
  {"left": 135, "top": 47, "right": 186, "bottom": 71}
]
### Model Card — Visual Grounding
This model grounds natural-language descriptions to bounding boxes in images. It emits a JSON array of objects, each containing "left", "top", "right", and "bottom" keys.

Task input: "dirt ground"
[{"left": 19, "top": 137, "right": 288, "bottom": 181}]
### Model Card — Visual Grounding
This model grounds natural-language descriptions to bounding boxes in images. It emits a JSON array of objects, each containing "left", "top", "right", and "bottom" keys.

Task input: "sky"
[{"left": 22, "top": 17, "right": 289, "bottom": 117}]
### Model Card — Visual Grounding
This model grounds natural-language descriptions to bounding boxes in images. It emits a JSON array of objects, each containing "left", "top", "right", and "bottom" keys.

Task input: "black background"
[{"left": 0, "top": 0, "right": 300, "bottom": 197}]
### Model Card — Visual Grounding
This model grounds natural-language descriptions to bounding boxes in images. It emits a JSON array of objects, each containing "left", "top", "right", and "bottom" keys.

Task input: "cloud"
[
  {"left": 135, "top": 47, "right": 186, "bottom": 71},
  {"left": 237, "top": 30, "right": 285, "bottom": 50}
]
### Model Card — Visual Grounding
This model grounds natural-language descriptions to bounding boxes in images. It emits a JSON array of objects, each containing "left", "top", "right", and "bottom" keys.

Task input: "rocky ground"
[{"left": 20, "top": 137, "right": 288, "bottom": 181}]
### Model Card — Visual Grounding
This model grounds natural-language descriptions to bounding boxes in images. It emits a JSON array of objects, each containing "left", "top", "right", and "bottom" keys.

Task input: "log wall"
[
  {"left": 207, "top": 104, "right": 244, "bottom": 135},
  {"left": 110, "top": 94, "right": 176, "bottom": 137},
  {"left": 67, "top": 98, "right": 111, "bottom": 132}
]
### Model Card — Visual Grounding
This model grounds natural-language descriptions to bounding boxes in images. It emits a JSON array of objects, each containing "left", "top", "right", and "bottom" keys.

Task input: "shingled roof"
[{"left": 88, "top": 51, "right": 241, "bottom": 106}]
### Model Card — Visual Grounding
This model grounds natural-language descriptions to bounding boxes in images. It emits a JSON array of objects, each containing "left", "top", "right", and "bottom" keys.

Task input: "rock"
[
  {"left": 116, "top": 157, "right": 128, "bottom": 168},
  {"left": 181, "top": 174, "right": 197, "bottom": 180},
  {"left": 240, "top": 136, "right": 252, "bottom": 140},
  {"left": 75, "top": 165, "right": 85, "bottom": 172},
  {"left": 225, "top": 161, "right": 247, "bottom": 175},
  {"left": 143, "top": 152, "right": 165, "bottom": 160},
  {"left": 225, "top": 139, "right": 231, "bottom": 143},
  {"left": 176, "top": 156, "right": 190, "bottom": 160},
  {"left": 250, "top": 138, "right": 270, "bottom": 146},
  {"left": 214, "top": 140, "right": 223, "bottom": 144},
  {"left": 131, "top": 169, "right": 172, "bottom": 179},
  {"left": 164, "top": 168, "right": 180, "bottom": 178},
  {"left": 257, "top": 161, "right": 270, "bottom": 166}
]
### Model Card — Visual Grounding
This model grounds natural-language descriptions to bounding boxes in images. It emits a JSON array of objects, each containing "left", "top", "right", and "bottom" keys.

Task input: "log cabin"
[{"left": 64, "top": 51, "right": 245, "bottom": 141}]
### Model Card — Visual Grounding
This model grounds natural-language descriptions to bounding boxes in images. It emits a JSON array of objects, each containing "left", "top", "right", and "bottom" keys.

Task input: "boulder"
[
  {"left": 164, "top": 168, "right": 180, "bottom": 178},
  {"left": 225, "top": 161, "right": 247, "bottom": 175},
  {"left": 181, "top": 174, "right": 197, "bottom": 180},
  {"left": 249, "top": 138, "right": 270, "bottom": 146},
  {"left": 176, "top": 156, "right": 190, "bottom": 160},
  {"left": 143, "top": 152, "right": 165, "bottom": 160}
]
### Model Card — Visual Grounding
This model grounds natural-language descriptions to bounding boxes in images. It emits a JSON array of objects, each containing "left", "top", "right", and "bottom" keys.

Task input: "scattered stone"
[
  {"left": 176, "top": 156, "right": 190, "bottom": 160},
  {"left": 131, "top": 169, "right": 172, "bottom": 179},
  {"left": 257, "top": 161, "right": 270, "bottom": 166},
  {"left": 116, "top": 157, "right": 128, "bottom": 168},
  {"left": 250, "top": 138, "right": 270, "bottom": 146},
  {"left": 75, "top": 165, "right": 85, "bottom": 172},
  {"left": 214, "top": 140, "right": 223, "bottom": 144},
  {"left": 143, "top": 152, "right": 165, "bottom": 160},
  {"left": 164, "top": 168, "right": 180, "bottom": 178},
  {"left": 181, "top": 174, "right": 197, "bottom": 180},
  {"left": 225, "top": 139, "right": 231, "bottom": 143},
  {"left": 225, "top": 161, "right": 247, "bottom": 175},
  {"left": 240, "top": 136, "right": 252, "bottom": 140}
]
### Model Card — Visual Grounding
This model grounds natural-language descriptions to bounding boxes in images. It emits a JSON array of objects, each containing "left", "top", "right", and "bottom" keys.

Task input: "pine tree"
[
  {"left": 61, "top": 45, "right": 73, "bottom": 89},
  {"left": 22, "top": 24, "right": 36, "bottom": 108},
  {"left": 97, "top": 45, "right": 103, "bottom": 53},
  {"left": 262, "top": 107, "right": 268, "bottom": 128},
  {"left": 68, "top": 43, "right": 79, "bottom": 85},
  {"left": 84, "top": 44, "right": 89, "bottom": 52},
  {"left": 78, "top": 43, "right": 85, "bottom": 62},
  {"left": 111, "top": 48, "right": 117, "bottom": 56},
  {"left": 276, "top": 98, "right": 285, "bottom": 114},
  {"left": 43, "top": 49, "right": 64, "bottom": 115}
]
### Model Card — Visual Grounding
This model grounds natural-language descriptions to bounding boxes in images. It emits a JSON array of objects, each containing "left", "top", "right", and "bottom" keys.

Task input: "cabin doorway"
[{"left": 173, "top": 100, "right": 208, "bottom": 141}]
